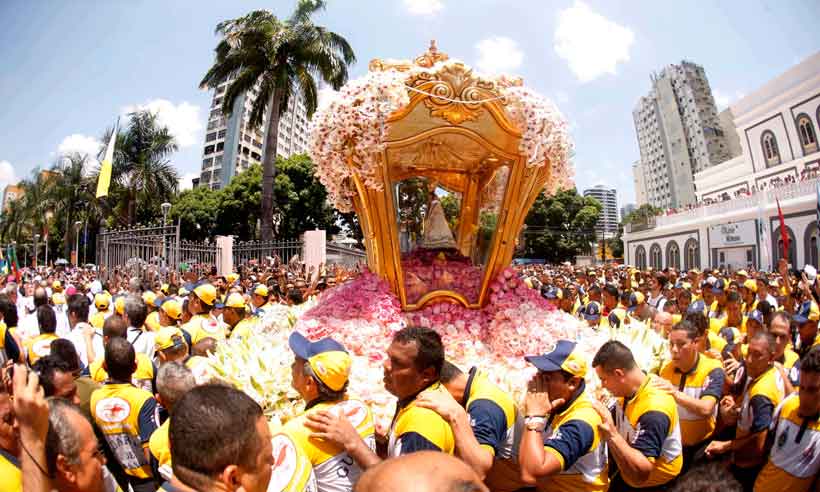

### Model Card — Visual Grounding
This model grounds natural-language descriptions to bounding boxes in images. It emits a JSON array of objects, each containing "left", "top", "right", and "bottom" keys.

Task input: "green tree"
[
  {"left": 169, "top": 186, "right": 223, "bottom": 242},
  {"left": 218, "top": 164, "right": 263, "bottom": 240},
  {"left": 51, "top": 153, "right": 94, "bottom": 258},
  {"left": 522, "top": 189, "right": 601, "bottom": 263},
  {"left": 273, "top": 154, "right": 339, "bottom": 238},
  {"left": 622, "top": 203, "right": 663, "bottom": 224},
  {"left": 200, "top": 1, "right": 355, "bottom": 241}
]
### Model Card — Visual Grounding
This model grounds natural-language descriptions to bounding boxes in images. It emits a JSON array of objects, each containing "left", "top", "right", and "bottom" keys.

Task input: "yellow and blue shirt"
[
  {"left": 90, "top": 382, "right": 159, "bottom": 479},
  {"left": 754, "top": 393, "right": 820, "bottom": 492},
  {"left": 181, "top": 313, "right": 226, "bottom": 345},
  {"left": 24, "top": 333, "right": 58, "bottom": 366},
  {"left": 540, "top": 383, "right": 608, "bottom": 492},
  {"left": 613, "top": 375, "right": 683, "bottom": 488},
  {"left": 659, "top": 355, "right": 725, "bottom": 446},
  {"left": 270, "top": 398, "right": 375, "bottom": 492},
  {"left": 388, "top": 383, "right": 455, "bottom": 457},
  {"left": 462, "top": 367, "right": 519, "bottom": 460},
  {"left": 88, "top": 352, "right": 157, "bottom": 394},
  {"left": 0, "top": 448, "right": 21, "bottom": 492},
  {"left": 149, "top": 420, "right": 172, "bottom": 481},
  {"left": 735, "top": 366, "right": 785, "bottom": 468}
]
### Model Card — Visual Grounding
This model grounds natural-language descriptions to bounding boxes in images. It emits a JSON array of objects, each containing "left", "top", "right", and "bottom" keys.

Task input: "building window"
[
  {"left": 204, "top": 145, "right": 214, "bottom": 155},
  {"left": 773, "top": 225, "right": 796, "bottom": 266},
  {"left": 218, "top": 129, "right": 227, "bottom": 139},
  {"left": 635, "top": 246, "right": 647, "bottom": 270},
  {"left": 761, "top": 130, "right": 781, "bottom": 166},
  {"left": 202, "top": 157, "right": 214, "bottom": 169},
  {"left": 805, "top": 223, "right": 819, "bottom": 268},
  {"left": 684, "top": 238, "right": 699, "bottom": 270},
  {"left": 206, "top": 132, "right": 217, "bottom": 142},
  {"left": 666, "top": 241, "right": 680, "bottom": 270},
  {"left": 796, "top": 114, "right": 818, "bottom": 155},
  {"left": 649, "top": 243, "right": 662, "bottom": 270},
  {"left": 216, "top": 142, "right": 224, "bottom": 152}
]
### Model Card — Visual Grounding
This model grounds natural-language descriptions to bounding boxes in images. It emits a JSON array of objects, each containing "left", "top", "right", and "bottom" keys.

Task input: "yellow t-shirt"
[
  {"left": 149, "top": 419, "right": 172, "bottom": 480},
  {"left": 388, "top": 383, "right": 455, "bottom": 457},
  {"left": 659, "top": 355, "right": 725, "bottom": 446},
  {"left": 24, "top": 333, "right": 59, "bottom": 366},
  {"left": 736, "top": 366, "right": 785, "bottom": 468},
  {"left": 0, "top": 448, "right": 21, "bottom": 492}
]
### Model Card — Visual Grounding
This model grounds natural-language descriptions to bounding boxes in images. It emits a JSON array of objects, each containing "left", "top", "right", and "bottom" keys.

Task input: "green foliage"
[
  {"left": 272, "top": 154, "right": 339, "bottom": 238},
  {"left": 439, "top": 193, "right": 461, "bottom": 230},
  {"left": 622, "top": 203, "right": 663, "bottom": 224},
  {"left": 522, "top": 188, "right": 602, "bottom": 262},
  {"left": 169, "top": 186, "right": 222, "bottom": 242}
]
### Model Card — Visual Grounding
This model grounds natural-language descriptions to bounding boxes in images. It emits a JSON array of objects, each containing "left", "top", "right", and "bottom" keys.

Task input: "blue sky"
[{"left": 1, "top": 0, "right": 818, "bottom": 208}]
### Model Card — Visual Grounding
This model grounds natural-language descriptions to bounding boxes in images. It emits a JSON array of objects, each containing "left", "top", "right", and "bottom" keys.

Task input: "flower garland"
[{"left": 309, "top": 60, "right": 575, "bottom": 212}]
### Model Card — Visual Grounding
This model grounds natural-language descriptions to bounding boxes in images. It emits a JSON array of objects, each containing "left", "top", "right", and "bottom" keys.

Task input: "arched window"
[
  {"left": 650, "top": 243, "right": 662, "bottom": 270},
  {"left": 761, "top": 130, "right": 781, "bottom": 166},
  {"left": 805, "top": 223, "right": 819, "bottom": 268},
  {"left": 635, "top": 245, "right": 647, "bottom": 270},
  {"left": 684, "top": 238, "right": 699, "bottom": 271},
  {"left": 772, "top": 225, "right": 797, "bottom": 266},
  {"left": 666, "top": 241, "right": 680, "bottom": 270},
  {"left": 796, "top": 114, "right": 818, "bottom": 155}
]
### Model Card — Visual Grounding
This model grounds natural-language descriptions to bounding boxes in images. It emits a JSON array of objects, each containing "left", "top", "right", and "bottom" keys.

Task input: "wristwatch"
[{"left": 524, "top": 415, "right": 547, "bottom": 432}]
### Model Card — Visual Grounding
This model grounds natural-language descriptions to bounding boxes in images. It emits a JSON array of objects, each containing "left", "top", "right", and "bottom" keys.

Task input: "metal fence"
[
  {"left": 233, "top": 239, "right": 303, "bottom": 266},
  {"left": 326, "top": 243, "right": 367, "bottom": 267},
  {"left": 178, "top": 240, "right": 222, "bottom": 269},
  {"left": 96, "top": 224, "right": 179, "bottom": 281}
]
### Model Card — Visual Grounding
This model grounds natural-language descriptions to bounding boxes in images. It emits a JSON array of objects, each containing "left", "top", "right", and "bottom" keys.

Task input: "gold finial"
[{"left": 414, "top": 40, "right": 449, "bottom": 68}]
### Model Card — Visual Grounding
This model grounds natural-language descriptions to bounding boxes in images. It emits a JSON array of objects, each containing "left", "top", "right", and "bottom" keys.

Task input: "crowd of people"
[{"left": 0, "top": 256, "right": 819, "bottom": 491}]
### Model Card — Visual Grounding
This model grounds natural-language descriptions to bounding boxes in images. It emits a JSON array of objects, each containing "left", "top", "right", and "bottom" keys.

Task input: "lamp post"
[
  {"left": 161, "top": 202, "right": 171, "bottom": 226},
  {"left": 74, "top": 221, "right": 82, "bottom": 266},
  {"left": 34, "top": 233, "right": 40, "bottom": 270},
  {"left": 160, "top": 202, "right": 172, "bottom": 278}
]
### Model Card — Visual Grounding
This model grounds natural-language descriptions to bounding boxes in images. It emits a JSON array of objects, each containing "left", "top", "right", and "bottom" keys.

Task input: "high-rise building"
[
  {"left": 633, "top": 61, "right": 732, "bottom": 209},
  {"left": 199, "top": 80, "right": 311, "bottom": 190},
  {"left": 584, "top": 185, "right": 618, "bottom": 236},
  {"left": 632, "top": 160, "right": 648, "bottom": 206},
  {"left": 2, "top": 184, "right": 22, "bottom": 214}
]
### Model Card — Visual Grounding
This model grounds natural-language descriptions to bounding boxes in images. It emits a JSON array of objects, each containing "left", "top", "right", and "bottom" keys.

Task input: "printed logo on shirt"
[
  {"left": 95, "top": 397, "right": 131, "bottom": 424},
  {"left": 268, "top": 434, "right": 298, "bottom": 491},
  {"left": 32, "top": 339, "right": 53, "bottom": 357},
  {"left": 334, "top": 400, "right": 368, "bottom": 428},
  {"left": 201, "top": 319, "right": 221, "bottom": 334}
]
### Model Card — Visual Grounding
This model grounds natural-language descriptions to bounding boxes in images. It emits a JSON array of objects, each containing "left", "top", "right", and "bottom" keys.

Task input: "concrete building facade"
[
  {"left": 633, "top": 61, "right": 732, "bottom": 209},
  {"left": 623, "top": 53, "right": 820, "bottom": 272},
  {"left": 200, "top": 80, "right": 310, "bottom": 190}
]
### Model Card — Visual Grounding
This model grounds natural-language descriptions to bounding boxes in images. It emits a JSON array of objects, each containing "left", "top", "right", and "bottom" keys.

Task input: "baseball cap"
[
  {"left": 711, "top": 279, "right": 727, "bottom": 294},
  {"left": 114, "top": 296, "right": 126, "bottom": 315},
  {"left": 52, "top": 280, "right": 62, "bottom": 291},
  {"left": 627, "top": 291, "right": 645, "bottom": 312},
  {"left": 253, "top": 284, "right": 269, "bottom": 297},
  {"left": 226, "top": 273, "right": 239, "bottom": 285},
  {"left": 224, "top": 293, "right": 246, "bottom": 309},
  {"left": 793, "top": 300, "right": 820, "bottom": 324},
  {"left": 155, "top": 326, "right": 187, "bottom": 351},
  {"left": 193, "top": 283, "right": 217, "bottom": 306},
  {"left": 742, "top": 279, "right": 758, "bottom": 293},
  {"left": 178, "top": 283, "right": 194, "bottom": 297},
  {"left": 160, "top": 283, "right": 170, "bottom": 294},
  {"left": 805, "top": 265, "right": 818, "bottom": 283},
  {"left": 94, "top": 293, "right": 110, "bottom": 310},
  {"left": 288, "top": 332, "right": 351, "bottom": 391},
  {"left": 159, "top": 299, "right": 183, "bottom": 320},
  {"left": 142, "top": 291, "right": 157, "bottom": 307},
  {"left": 583, "top": 302, "right": 601, "bottom": 321},
  {"left": 747, "top": 309, "right": 764, "bottom": 326},
  {"left": 525, "top": 340, "right": 587, "bottom": 378},
  {"left": 542, "top": 286, "right": 560, "bottom": 300},
  {"left": 687, "top": 299, "right": 706, "bottom": 314},
  {"left": 736, "top": 270, "right": 749, "bottom": 278}
]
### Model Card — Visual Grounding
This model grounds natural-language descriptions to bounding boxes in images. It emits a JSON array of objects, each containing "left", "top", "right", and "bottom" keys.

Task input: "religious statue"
[{"left": 420, "top": 199, "right": 457, "bottom": 250}]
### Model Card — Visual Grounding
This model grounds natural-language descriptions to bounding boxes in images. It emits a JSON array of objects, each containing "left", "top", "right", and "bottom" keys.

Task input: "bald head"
[
  {"left": 653, "top": 311, "right": 673, "bottom": 335},
  {"left": 354, "top": 452, "right": 487, "bottom": 492}
]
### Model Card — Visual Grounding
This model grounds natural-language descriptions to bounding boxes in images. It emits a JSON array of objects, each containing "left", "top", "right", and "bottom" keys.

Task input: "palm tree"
[
  {"left": 51, "top": 153, "right": 94, "bottom": 258},
  {"left": 94, "top": 110, "right": 180, "bottom": 225},
  {"left": 200, "top": 0, "right": 355, "bottom": 240}
]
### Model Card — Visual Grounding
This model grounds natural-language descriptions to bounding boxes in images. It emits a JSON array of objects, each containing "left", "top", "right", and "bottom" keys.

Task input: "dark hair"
[
  {"left": 592, "top": 340, "right": 636, "bottom": 372},
  {"left": 103, "top": 314, "right": 128, "bottom": 339},
  {"left": 104, "top": 337, "right": 136, "bottom": 381},
  {"left": 603, "top": 284, "right": 619, "bottom": 299},
  {"left": 0, "top": 294, "right": 17, "bottom": 327},
  {"left": 684, "top": 311, "right": 708, "bottom": 337},
  {"left": 670, "top": 320, "right": 699, "bottom": 341},
  {"left": 726, "top": 291, "right": 741, "bottom": 304},
  {"left": 49, "top": 339, "right": 81, "bottom": 372},
  {"left": 287, "top": 288, "right": 303, "bottom": 305},
  {"left": 669, "top": 462, "right": 741, "bottom": 492},
  {"left": 67, "top": 294, "right": 89, "bottom": 322},
  {"left": 32, "top": 356, "right": 73, "bottom": 397},
  {"left": 588, "top": 285, "right": 601, "bottom": 295},
  {"left": 800, "top": 346, "right": 820, "bottom": 374},
  {"left": 654, "top": 273, "right": 668, "bottom": 288},
  {"left": 758, "top": 300, "right": 773, "bottom": 318},
  {"left": 37, "top": 305, "right": 57, "bottom": 334},
  {"left": 440, "top": 361, "right": 464, "bottom": 384},
  {"left": 171, "top": 385, "right": 264, "bottom": 489},
  {"left": 393, "top": 326, "right": 445, "bottom": 377},
  {"left": 33, "top": 287, "right": 48, "bottom": 308}
]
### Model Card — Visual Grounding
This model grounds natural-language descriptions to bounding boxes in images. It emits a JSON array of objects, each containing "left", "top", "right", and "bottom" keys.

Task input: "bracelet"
[{"left": 21, "top": 440, "right": 50, "bottom": 477}]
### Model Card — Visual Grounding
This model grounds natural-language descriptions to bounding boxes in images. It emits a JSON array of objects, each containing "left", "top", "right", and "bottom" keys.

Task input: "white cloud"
[
  {"left": 122, "top": 99, "right": 203, "bottom": 148},
  {"left": 553, "top": 91, "right": 570, "bottom": 104},
  {"left": 57, "top": 134, "right": 102, "bottom": 158},
  {"left": 554, "top": 1, "right": 634, "bottom": 83},
  {"left": 403, "top": 0, "right": 443, "bottom": 15},
  {"left": 179, "top": 172, "right": 199, "bottom": 191},
  {"left": 316, "top": 87, "right": 340, "bottom": 113},
  {"left": 0, "top": 160, "right": 18, "bottom": 191},
  {"left": 713, "top": 89, "right": 746, "bottom": 110},
  {"left": 475, "top": 36, "right": 524, "bottom": 75}
]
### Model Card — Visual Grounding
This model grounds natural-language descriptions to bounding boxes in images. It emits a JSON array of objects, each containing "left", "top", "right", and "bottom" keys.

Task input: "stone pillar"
[{"left": 215, "top": 235, "right": 234, "bottom": 275}]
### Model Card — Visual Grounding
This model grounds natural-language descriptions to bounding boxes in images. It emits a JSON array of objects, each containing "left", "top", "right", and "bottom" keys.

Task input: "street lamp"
[
  {"left": 161, "top": 202, "right": 172, "bottom": 226},
  {"left": 34, "top": 233, "right": 40, "bottom": 269},
  {"left": 74, "top": 221, "right": 82, "bottom": 267}
]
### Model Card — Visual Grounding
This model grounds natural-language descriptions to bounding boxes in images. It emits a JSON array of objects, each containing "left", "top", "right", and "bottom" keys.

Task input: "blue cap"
[
  {"left": 792, "top": 300, "right": 819, "bottom": 324},
  {"left": 525, "top": 340, "right": 587, "bottom": 377},
  {"left": 542, "top": 287, "right": 559, "bottom": 300},
  {"left": 687, "top": 299, "right": 706, "bottom": 314},
  {"left": 583, "top": 302, "right": 601, "bottom": 320},
  {"left": 712, "top": 279, "right": 727, "bottom": 294},
  {"left": 288, "top": 331, "right": 347, "bottom": 360},
  {"left": 747, "top": 309, "right": 764, "bottom": 325}
]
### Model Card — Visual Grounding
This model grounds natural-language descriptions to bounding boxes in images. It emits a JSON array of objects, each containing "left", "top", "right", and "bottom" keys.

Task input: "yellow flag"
[{"left": 96, "top": 122, "right": 117, "bottom": 198}]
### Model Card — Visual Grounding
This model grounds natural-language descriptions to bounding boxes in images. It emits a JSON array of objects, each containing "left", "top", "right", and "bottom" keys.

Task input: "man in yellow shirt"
[
  {"left": 741, "top": 279, "right": 759, "bottom": 317},
  {"left": 754, "top": 347, "right": 820, "bottom": 492},
  {"left": 181, "top": 283, "right": 226, "bottom": 345},
  {"left": 24, "top": 305, "right": 59, "bottom": 366},
  {"left": 87, "top": 315, "right": 156, "bottom": 393},
  {"left": 91, "top": 337, "right": 159, "bottom": 492},
  {"left": 593, "top": 340, "right": 683, "bottom": 489},
  {"left": 154, "top": 326, "right": 189, "bottom": 365},
  {"left": 90, "top": 293, "right": 110, "bottom": 329},
  {"left": 149, "top": 362, "right": 196, "bottom": 482},
  {"left": 0, "top": 389, "right": 20, "bottom": 492},
  {"left": 223, "top": 293, "right": 258, "bottom": 340}
]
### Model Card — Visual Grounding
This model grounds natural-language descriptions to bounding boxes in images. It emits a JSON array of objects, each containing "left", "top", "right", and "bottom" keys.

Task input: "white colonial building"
[{"left": 624, "top": 53, "right": 820, "bottom": 271}]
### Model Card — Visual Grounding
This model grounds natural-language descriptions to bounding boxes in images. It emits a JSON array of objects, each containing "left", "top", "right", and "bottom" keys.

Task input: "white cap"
[
  {"left": 804, "top": 265, "right": 817, "bottom": 282},
  {"left": 706, "top": 276, "right": 717, "bottom": 285}
]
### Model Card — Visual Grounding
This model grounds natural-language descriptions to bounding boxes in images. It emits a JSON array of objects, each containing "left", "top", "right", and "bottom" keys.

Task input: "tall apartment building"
[
  {"left": 1, "top": 184, "right": 23, "bottom": 214},
  {"left": 633, "top": 61, "right": 732, "bottom": 208},
  {"left": 200, "top": 80, "right": 311, "bottom": 190},
  {"left": 632, "top": 160, "right": 648, "bottom": 206},
  {"left": 583, "top": 185, "right": 618, "bottom": 236}
]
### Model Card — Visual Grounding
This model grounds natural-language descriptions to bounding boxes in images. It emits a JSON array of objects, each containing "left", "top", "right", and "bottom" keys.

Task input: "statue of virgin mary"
[{"left": 420, "top": 199, "right": 457, "bottom": 249}]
